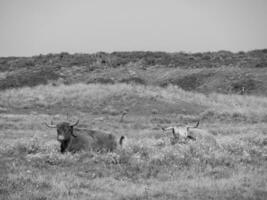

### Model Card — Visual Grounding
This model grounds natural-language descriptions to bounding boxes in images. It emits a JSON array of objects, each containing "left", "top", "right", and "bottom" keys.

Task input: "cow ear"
[{"left": 119, "top": 136, "right": 125, "bottom": 146}]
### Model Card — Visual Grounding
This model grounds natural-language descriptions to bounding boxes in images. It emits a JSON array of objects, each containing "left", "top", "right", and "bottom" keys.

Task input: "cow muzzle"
[{"left": 57, "top": 135, "right": 65, "bottom": 141}]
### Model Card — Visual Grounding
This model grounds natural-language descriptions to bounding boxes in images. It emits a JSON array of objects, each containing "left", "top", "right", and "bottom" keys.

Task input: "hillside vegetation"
[
  {"left": 0, "top": 50, "right": 267, "bottom": 95},
  {"left": 0, "top": 50, "right": 267, "bottom": 199},
  {"left": 0, "top": 83, "right": 267, "bottom": 200}
]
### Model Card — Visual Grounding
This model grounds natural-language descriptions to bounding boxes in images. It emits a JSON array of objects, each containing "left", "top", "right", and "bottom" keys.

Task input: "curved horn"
[
  {"left": 194, "top": 121, "right": 200, "bottom": 128},
  {"left": 70, "top": 120, "right": 79, "bottom": 127},
  {"left": 164, "top": 127, "right": 174, "bottom": 131},
  {"left": 187, "top": 121, "right": 200, "bottom": 129},
  {"left": 44, "top": 122, "right": 57, "bottom": 128}
]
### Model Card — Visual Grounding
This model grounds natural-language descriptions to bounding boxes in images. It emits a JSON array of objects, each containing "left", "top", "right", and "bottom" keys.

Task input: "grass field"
[{"left": 0, "top": 83, "right": 267, "bottom": 200}]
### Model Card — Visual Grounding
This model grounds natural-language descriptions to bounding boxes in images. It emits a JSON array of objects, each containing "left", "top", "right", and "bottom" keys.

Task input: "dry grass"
[
  {"left": 1, "top": 83, "right": 267, "bottom": 119},
  {"left": 0, "top": 83, "right": 267, "bottom": 199}
]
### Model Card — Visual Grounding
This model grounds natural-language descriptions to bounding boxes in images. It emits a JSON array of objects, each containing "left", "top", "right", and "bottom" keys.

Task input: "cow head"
[{"left": 44, "top": 120, "right": 79, "bottom": 153}]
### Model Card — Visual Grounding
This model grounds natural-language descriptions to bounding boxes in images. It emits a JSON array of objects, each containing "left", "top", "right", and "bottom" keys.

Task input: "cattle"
[
  {"left": 162, "top": 121, "right": 219, "bottom": 147},
  {"left": 162, "top": 121, "right": 199, "bottom": 142},
  {"left": 44, "top": 120, "right": 125, "bottom": 153},
  {"left": 85, "top": 129, "right": 125, "bottom": 152}
]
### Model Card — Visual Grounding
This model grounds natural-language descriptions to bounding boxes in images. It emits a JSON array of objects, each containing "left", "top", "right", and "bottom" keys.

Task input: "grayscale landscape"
[
  {"left": 0, "top": 1, "right": 267, "bottom": 199},
  {"left": 0, "top": 51, "right": 267, "bottom": 199}
]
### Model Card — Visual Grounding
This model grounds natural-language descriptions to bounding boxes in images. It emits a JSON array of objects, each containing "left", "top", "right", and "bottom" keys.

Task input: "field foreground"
[{"left": 0, "top": 83, "right": 267, "bottom": 200}]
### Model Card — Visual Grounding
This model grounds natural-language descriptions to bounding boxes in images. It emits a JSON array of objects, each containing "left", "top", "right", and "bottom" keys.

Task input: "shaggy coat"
[
  {"left": 45, "top": 121, "right": 124, "bottom": 153},
  {"left": 84, "top": 129, "right": 124, "bottom": 152},
  {"left": 162, "top": 121, "right": 199, "bottom": 142},
  {"left": 55, "top": 122, "right": 90, "bottom": 153},
  {"left": 162, "top": 121, "right": 219, "bottom": 147}
]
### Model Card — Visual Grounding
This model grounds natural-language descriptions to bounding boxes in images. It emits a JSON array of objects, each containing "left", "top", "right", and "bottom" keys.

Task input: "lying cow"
[
  {"left": 44, "top": 120, "right": 125, "bottom": 153},
  {"left": 162, "top": 121, "right": 219, "bottom": 147},
  {"left": 162, "top": 121, "right": 199, "bottom": 143}
]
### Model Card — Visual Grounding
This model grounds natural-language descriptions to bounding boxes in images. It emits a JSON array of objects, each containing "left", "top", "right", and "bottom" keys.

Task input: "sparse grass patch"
[{"left": 1, "top": 83, "right": 267, "bottom": 123}]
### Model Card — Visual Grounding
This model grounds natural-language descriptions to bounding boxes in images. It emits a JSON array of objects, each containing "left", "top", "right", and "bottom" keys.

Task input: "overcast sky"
[{"left": 0, "top": 0, "right": 266, "bottom": 56}]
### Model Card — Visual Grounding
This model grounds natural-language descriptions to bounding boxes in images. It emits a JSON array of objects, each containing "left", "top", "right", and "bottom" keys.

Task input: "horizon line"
[{"left": 1, "top": 48, "right": 267, "bottom": 58}]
